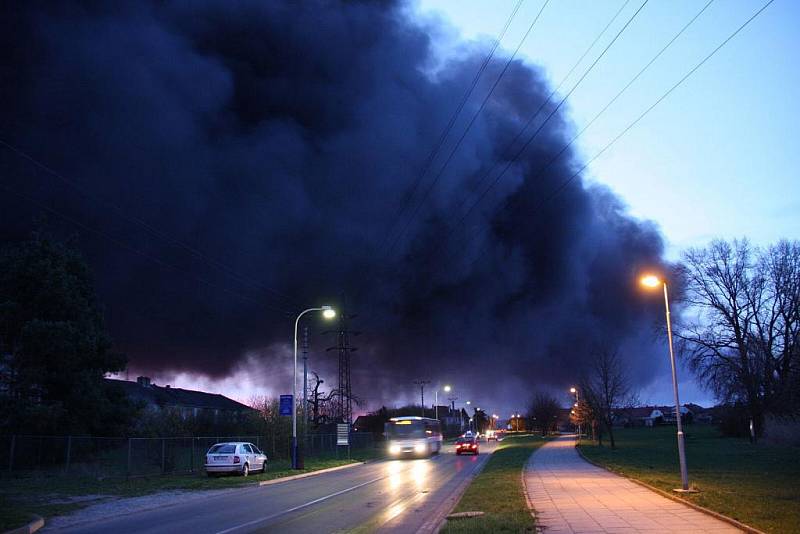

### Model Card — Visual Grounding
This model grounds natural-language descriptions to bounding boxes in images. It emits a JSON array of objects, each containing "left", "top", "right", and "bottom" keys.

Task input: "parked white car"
[{"left": 205, "top": 442, "right": 267, "bottom": 477}]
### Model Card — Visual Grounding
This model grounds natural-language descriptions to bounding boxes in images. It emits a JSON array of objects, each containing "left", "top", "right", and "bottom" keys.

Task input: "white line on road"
[
  {"left": 215, "top": 455, "right": 443, "bottom": 534},
  {"left": 213, "top": 474, "right": 385, "bottom": 534}
]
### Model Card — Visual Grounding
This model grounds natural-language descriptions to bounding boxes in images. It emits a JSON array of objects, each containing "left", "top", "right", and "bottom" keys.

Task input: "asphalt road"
[{"left": 53, "top": 441, "right": 497, "bottom": 534}]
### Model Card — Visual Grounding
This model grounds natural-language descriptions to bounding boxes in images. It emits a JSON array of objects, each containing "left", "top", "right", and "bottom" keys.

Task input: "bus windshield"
[{"left": 387, "top": 422, "right": 425, "bottom": 438}]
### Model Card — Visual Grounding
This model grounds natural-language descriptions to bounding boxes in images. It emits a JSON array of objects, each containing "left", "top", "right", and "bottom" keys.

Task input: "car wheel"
[{"left": 242, "top": 463, "right": 249, "bottom": 477}]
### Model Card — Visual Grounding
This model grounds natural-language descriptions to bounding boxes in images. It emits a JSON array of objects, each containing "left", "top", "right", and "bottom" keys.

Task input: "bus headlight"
[
  {"left": 389, "top": 445, "right": 401, "bottom": 454},
  {"left": 414, "top": 443, "right": 427, "bottom": 453}
]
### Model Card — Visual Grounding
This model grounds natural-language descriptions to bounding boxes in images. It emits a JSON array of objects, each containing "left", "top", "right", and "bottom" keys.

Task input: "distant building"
[
  {"left": 614, "top": 405, "right": 697, "bottom": 427},
  {"left": 109, "top": 376, "right": 255, "bottom": 422}
]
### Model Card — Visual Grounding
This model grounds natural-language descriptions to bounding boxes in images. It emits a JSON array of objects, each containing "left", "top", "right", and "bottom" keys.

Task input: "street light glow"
[
  {"left": 444, "top": 385, "right": 451, "bottom": 392},
  {"left": 321, "top": 305, "right": 337, "bottom": 319},
  {"left": 569, "top": 387, "right": 576, "bottom": 394},
  {"left": 640, "top": 274, "right": 661, "bottom": 288}
]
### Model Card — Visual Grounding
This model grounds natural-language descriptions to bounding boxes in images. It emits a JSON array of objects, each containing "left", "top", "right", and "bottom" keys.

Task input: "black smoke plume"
[{"left": 0, "top": 0, "right": 669, "bottom": 410}]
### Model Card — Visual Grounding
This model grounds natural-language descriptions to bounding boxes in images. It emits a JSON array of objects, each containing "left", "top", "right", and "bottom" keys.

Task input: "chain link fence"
[{"left": 0, "top": 432, "right": 377, "bottom": 478}]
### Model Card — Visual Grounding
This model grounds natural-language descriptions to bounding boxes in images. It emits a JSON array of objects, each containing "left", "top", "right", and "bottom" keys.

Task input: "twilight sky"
[
  {"left": 416, "top": 0, "right": 799, "bottom": 255},
  {"left": 1, "top": 0, "right": 796, "bottom": 415}
]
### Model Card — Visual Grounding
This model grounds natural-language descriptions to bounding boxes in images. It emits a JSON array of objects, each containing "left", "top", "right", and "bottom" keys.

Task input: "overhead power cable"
[
  {"left": 425, "top": 0, "right": 775, "bottom": 286},
  {"left": 0, "top": 139, "right": 294, "bottom": 305},
  {"left": 383, "top": 0, "right": 551, "bottom": 256},
  {"left": 451, "top": 0, "right": 632, "bottom": 218},
  {"left": 379, "top": 0, "right": 526, "bottom": 250},
  {"left": 445, "top": 0, "right": 650, "bottom": 240}
]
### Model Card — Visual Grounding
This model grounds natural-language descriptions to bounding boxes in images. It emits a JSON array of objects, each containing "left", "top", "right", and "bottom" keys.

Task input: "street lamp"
[
  {"left": 570, "top": 387, "right": 582, "bottom": 438},
  {"left": 640, "top": 274, "right": 692, "bottom": 492},
  {"left": 292, "top": 305, "right": 336, "bottom": 469},
  {"left": 435, "top": 384, "right": 451, "bottom": 421}
]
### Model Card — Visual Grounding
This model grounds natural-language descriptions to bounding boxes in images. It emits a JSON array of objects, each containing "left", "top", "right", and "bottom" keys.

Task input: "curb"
[
  {"left": 4, "top": 515, "right": 44, "bottom": 534},
  {"left": 574, "top": 442, "right": 766, "bottom": 534},
  {"left": 429, "top": 444, "right": 497, "bottom": 533},
  {"left": 258, "top": 460, "right": 365, "bottom": 486}
]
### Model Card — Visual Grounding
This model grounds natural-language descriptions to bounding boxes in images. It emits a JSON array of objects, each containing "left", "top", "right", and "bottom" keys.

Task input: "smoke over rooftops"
[{"left": 0, "top": 0, "right": 669, "bottom": 409}]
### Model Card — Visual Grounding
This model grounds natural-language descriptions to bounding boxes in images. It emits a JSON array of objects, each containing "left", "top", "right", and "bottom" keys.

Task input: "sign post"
[
  {"left": 337, "top": 423, "right": 350, "bottom": 460},
  {"left": 279, "top": 395, "right": 293, "bottom": 417}
]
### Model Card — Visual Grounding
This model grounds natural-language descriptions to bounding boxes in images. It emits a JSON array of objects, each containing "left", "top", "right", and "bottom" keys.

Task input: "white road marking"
[{"left": 213, "top": 456, "right": 443, "bottom": 534}]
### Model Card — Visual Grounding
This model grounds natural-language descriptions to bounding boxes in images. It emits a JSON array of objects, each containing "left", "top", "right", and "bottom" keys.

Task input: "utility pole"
[
  {"left": 302, "top": 326, "right": 309, "bottom": 441},
  {"left": 325, "top": 299, "right": 359, "bottom": 425},
  {"left": 413, "top": 380, "right": 430, "bottom": 417}
]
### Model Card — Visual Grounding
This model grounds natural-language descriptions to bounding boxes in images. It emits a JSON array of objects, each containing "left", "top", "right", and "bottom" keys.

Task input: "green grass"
[
  {"left": 578, "top": 425, "right": 800, "bottom": 534},
  {"left": 441, "top": 435, "right": 546, "bottom": 533},
  {"left": 0, "top": 450, "right": 383, "bottom": 532}
]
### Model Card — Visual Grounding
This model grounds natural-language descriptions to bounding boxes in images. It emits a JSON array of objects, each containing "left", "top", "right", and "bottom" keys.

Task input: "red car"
[{"left": 455, "top": 437, "right": 479, "bottom": 455}]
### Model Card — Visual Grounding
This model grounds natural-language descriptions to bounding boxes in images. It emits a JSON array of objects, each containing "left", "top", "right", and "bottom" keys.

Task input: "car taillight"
[
  {"left": 233, "top": 455, "right": 240, "bottom": 464},
  {"left": 471, "top": 444, "right": 477, "bottom": 449}
]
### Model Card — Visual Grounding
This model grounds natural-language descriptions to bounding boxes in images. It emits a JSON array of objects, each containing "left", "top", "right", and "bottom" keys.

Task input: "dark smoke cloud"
[{"left": 0, "top": 0, "right": 669, "bottom": 410}]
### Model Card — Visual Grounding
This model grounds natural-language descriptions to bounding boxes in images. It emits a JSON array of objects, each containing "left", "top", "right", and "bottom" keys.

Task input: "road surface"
[{"left": 49, "top": 442, "right": 496, "bottom": 534}]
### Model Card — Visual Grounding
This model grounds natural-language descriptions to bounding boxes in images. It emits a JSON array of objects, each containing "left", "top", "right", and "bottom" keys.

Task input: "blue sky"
[
  {"left": 413, "top": 0, "right": 799, "bottom": 259},
  {"left": 411, "top": 0, "right": 799, "bottom": 406}
]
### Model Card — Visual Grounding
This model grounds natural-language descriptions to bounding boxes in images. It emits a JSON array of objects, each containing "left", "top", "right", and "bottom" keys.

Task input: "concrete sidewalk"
[{"left": 524, "top": 435, "right": 741, "bottom": 533}]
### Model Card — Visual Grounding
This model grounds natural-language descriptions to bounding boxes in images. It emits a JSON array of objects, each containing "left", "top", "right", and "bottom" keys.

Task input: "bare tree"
[
  {"left": 677, "top": 239, "right": 800, "bottom": 435},
  {"left": 528, "top": 392, "right": 560, "bottom": 436},
  {"left": 580, "top": 346, "right": 635, "bottom": 449}
]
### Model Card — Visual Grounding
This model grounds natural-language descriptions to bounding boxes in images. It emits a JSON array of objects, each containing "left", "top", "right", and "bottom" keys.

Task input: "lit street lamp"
[
  {"left": 435, "top": 384, "right": 451, "bottom": 421},
  {"left": 641, "top": 274, "right": 692, "bottom": 492},
  {"left": 570, "top": 387, "right": 581, "bottom": 437},
  {"left": 292, "top": 305, "right": 336, "bottom": 469}
]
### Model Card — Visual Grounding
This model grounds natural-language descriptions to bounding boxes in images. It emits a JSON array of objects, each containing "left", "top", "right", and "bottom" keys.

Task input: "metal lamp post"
[
  {"left": 292, "top": 305, "right": 336, "bottom": 470},
  {"left": 570, "top": 387, "right": 582, "bottom": 437},
  {"left": 641, "top": 274, "right": 692, "bottom": 492},
  {"left": 435, "top": 385, "right": 451, "bottom": 421}
]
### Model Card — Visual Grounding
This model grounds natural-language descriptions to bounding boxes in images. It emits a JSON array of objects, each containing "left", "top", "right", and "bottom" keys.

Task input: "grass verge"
[
  {"left": 578, "top": 426, "right": 800, "bottom": 534},
  {"left": 0, "top": 450, "right": 383, "bottom": 532},
  {"left": 441, "top": 435, "right": 546, "bottom": 533}
]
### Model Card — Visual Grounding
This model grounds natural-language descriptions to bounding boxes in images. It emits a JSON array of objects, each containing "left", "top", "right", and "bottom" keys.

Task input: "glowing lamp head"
[
  {"left": 640, "top": 275, "right": 661, "bottom": 288},
  {"left": 321, "top": 305, "right": 336, "bottom": 319},
  {"left": 444, "top": 385, "right": 451, "bottom": 393},
  {"left": 569, "top": 387, "right": 576, "bottom": 394},
  {"left": 465, "top": 401, "right": 471, "bottom": 405}
]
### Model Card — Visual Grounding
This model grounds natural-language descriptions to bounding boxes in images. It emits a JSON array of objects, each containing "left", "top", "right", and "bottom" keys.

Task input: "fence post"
[
  {"left": 127, "top": 438, "right": 132, "bottom": 479},
  {"left": 161, "top": 438, "right": 166, "bottom": 474},
  {"left": 8, "top": 435, "right": 15, "bottom": 472},
  {"left": 65, "top": 436, "right": 72, "bottom": 475},
  {"left": 191, "top": 438, "right": 195, "bottom": 473}
]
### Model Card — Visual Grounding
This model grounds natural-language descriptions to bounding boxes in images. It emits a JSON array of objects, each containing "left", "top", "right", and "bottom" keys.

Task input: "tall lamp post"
[
  {"left": 641, "top": 274, "right": 692, "bottom": 492},
  {"left": 435, "top": 385, "right": 451, "bottom": 421},
  {"left": 570, "top": 387, "right": 582, "bottom": 437},
  {"left": 292, "top": 305, "right": 336, "bottom": 470}
]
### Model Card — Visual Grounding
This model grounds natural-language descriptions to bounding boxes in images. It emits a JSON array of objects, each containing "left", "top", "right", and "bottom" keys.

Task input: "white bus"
[{"left": 385, "top": 416, "right": 442, "bottom": 457}]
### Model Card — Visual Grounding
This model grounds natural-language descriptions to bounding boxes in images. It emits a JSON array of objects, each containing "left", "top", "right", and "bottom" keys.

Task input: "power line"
[
  {"left": 379, "top": 0, "right": 526, "bottom": 251},
  {"left": 451, "top": 0, "right": 632, "bottom": 219},
  {"left": 383, "top": 0, "right": 552, "bottom": 256},
  {"left": 423, "top": 0, "right": 775, "bottom": 286},
  {"left": 0, "top": 139, "right": 295, "bottom": 305},
  {"left": 445, "top": 0, "right": 650, "bottom": 240},
  {"left": 538, "top": 0, "right": 775, "bottom": 209}
]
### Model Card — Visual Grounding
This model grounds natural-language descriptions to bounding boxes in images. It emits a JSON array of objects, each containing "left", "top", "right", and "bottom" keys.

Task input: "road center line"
[{"left": 213, "top": 458, "right": 440, "bottom": 534}]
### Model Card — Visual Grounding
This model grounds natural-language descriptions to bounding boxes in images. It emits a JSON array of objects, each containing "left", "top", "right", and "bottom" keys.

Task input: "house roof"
[{"left": 107, "top": 378, "right": 254, "bottom": 412}]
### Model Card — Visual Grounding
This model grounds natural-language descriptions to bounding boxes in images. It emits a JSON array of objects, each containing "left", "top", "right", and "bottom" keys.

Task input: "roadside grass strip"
[
  {"left": 441, "top": 435, "right": 546, "bottom": 533},
  {"left": 0, "top": 452, "right": 381, "bottom": 532},
  {"left": 578, "top": 426, "right": 800, "bottom": 534}
]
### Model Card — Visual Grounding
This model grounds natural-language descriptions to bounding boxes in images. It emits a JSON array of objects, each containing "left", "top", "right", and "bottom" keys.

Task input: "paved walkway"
[{"left": 524, "top": 435, "right": 741, "bottom": 533}]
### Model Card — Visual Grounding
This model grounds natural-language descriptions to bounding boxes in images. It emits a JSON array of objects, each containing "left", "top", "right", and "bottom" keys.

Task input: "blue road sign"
[{"left": 279, "top": 394, "right": 293, "bottom": 416}]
